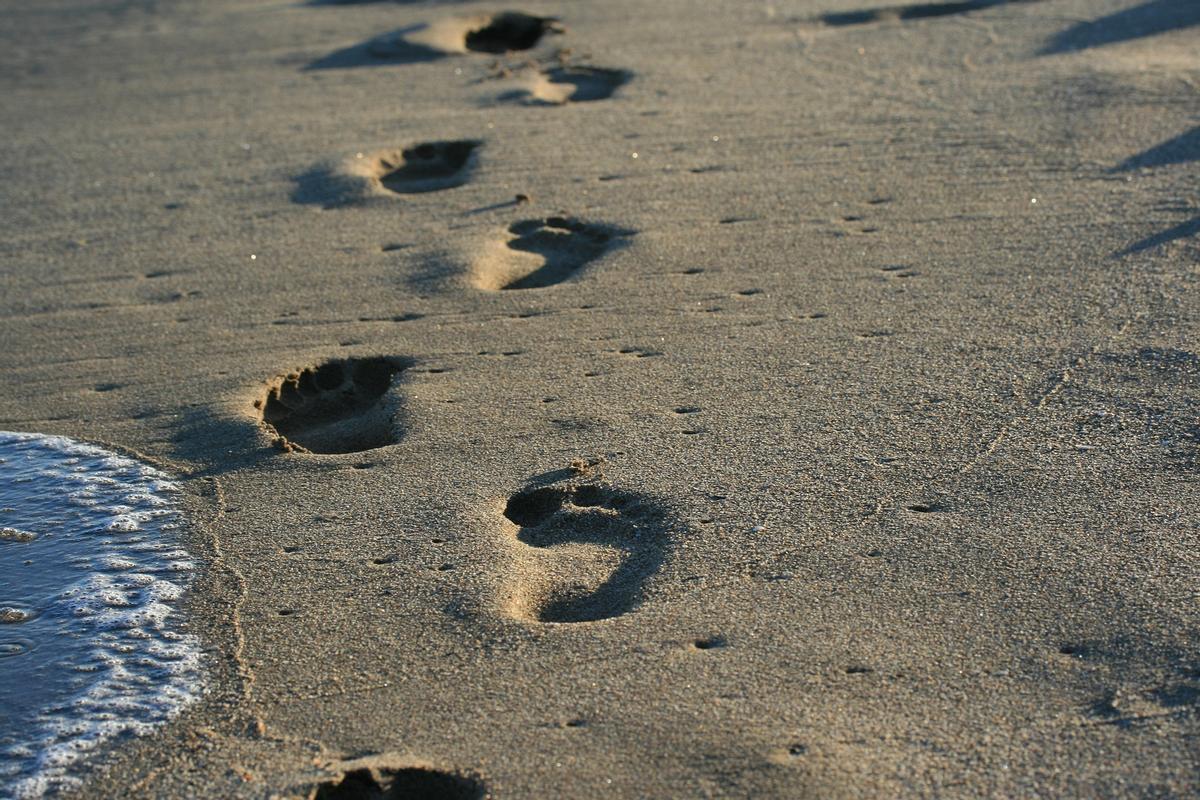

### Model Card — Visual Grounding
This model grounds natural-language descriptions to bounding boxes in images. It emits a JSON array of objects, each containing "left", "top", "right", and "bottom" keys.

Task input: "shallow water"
[{"left": 0, "top": 432, "right": 203, "bottom": 798}]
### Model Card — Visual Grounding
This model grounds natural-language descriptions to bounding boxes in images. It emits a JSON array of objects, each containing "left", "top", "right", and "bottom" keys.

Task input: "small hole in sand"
[{"left": 693, "top": 636, "right": 727, "bottom": 650}]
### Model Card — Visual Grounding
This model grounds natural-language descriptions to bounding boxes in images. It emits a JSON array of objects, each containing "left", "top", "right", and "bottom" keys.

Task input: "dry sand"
[{"left": 2, "top": 0, "right": 1199, "bottom": 796}]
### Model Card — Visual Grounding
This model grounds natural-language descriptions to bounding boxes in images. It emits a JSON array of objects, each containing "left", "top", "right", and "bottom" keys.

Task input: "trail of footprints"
[
  {"left": 266, "top": 9, "right": 671, "bottom": 640},
  {"left": 251, "top": 7, "right": 695, "bottom": 796},
  {"left": 191, "top": 0, "right": 1198, "bottom": 795}
]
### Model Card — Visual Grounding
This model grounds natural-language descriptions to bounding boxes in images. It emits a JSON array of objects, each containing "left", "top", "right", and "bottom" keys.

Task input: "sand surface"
[{"left": 1, "top": 0, "right": 1199, "bottom": 796}]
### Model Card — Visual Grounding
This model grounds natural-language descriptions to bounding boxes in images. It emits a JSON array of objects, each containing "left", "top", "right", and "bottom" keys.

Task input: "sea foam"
[{"left": 0, "top": 432, "right": 203, "bottom": 798}]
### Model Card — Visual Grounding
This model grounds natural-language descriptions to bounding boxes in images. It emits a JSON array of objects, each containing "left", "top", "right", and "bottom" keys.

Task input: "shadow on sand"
[
  {"left": 1117, "top": 216, "right": 1200, "bottom": 257},
  {"left": 303, "top": 25, "right": 445, "bottom": 70},
  {"left": 1041, "top": 0, "right": 1200, "bottom": 54},
  {"left": 817, "top": 0, "right": 1035, "bottom": 27},
  {"left": 1113, "top": 125, "right": 1200, "bottom": 172}
]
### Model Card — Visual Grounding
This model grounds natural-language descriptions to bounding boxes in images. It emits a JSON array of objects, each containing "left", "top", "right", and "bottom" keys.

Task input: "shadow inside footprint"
[
  {"left": 256, "top": 357, "right": 411, "bottom": 454},
  {"left": 503, "top": 484, "right": 670, "bottom": 623},
  {"left": 465, "top": 12, "right": 560, "bottom": 53},
  {"left": 378, "top": 140, "right": 480, "bottom": 194},
  {"left": 292, "top": 141, "right": 480, "bottom": 207},
  {"left": 314, "top": 766, "right": 485, "bottom": 800},
  {"left": 306, "top": 12, "right": 557, "bottom": 70},
  {"left": 475, "top": 217, "right": 634, "bottom": 290}
]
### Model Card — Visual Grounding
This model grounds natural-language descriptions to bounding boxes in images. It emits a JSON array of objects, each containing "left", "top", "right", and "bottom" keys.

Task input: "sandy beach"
[{"left": 1, "top": 0, "right": 1198, "bottom": 796}]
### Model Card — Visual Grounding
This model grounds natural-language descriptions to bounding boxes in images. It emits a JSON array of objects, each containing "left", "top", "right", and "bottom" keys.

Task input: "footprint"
[
  {"left": 293, "top": 142, "right": 481, "bottom": 206},
  {"left": 464, "top": 11, "right": 561, "bottom": 53},
  {"left": 500, "top": 482, "right": 671, "bottom": 623},
  {"left": 375, "top": 141, "right": 480, "bottom": 194},
  {"left": 357, "top": 12, "right": 560, "bottom": 63},
  {"left": 471, "top": 217, "right": 635, "bottom": 290},
  {"left": 314, "top": 765, "right": 485, "bottom": 800},
  {"left": 503, "top": 66, "right": 632, "bottom": 105},
  {"left": 255, "top": 357, "right": 411, "bottom": 454}
]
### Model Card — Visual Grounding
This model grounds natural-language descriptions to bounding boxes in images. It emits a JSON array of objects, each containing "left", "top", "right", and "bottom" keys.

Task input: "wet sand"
[{"left": 1, "top": 0, "right": 1198, "bottom": 796}]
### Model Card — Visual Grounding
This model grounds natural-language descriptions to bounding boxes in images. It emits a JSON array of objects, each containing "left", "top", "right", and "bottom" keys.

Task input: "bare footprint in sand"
[
  {"left": 375, "top": 140, "right": 480, "bottom": 194},
  {"left": 501, "top": 483, "right": 672, "bottom": 623},
  {"left": 361, "top": 11, "right": 562, "bottom": 62},
  {"left": 293, "top": 141, "right": 481, "bottom": 207},
  {"left": 471, "top": 217, "right": 635, "bottom": 290},
  {"left": 307, "top": 11, "right": 561, "bottom": 69},
  {"left": 255, "top": 357, "right": 411, "bottom": 454},
  {"left": 463, "top": 11, "right": 561, "bottom": 53},
  {"left": 312, "top": 759, "right": 485, "bottom": 800},
  {"left": 501, "top": 66, "right": 632, "bottom": 105}
]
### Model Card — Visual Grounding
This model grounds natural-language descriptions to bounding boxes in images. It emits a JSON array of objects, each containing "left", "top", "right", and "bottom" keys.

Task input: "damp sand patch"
[{"left": 0, "top": 432, "right": 202, "bottom": 798}]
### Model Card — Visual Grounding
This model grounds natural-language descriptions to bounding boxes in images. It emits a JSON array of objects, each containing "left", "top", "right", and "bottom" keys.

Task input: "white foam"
[{"left": 0, "top": 432, "right": 204, "bottom": 799}]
